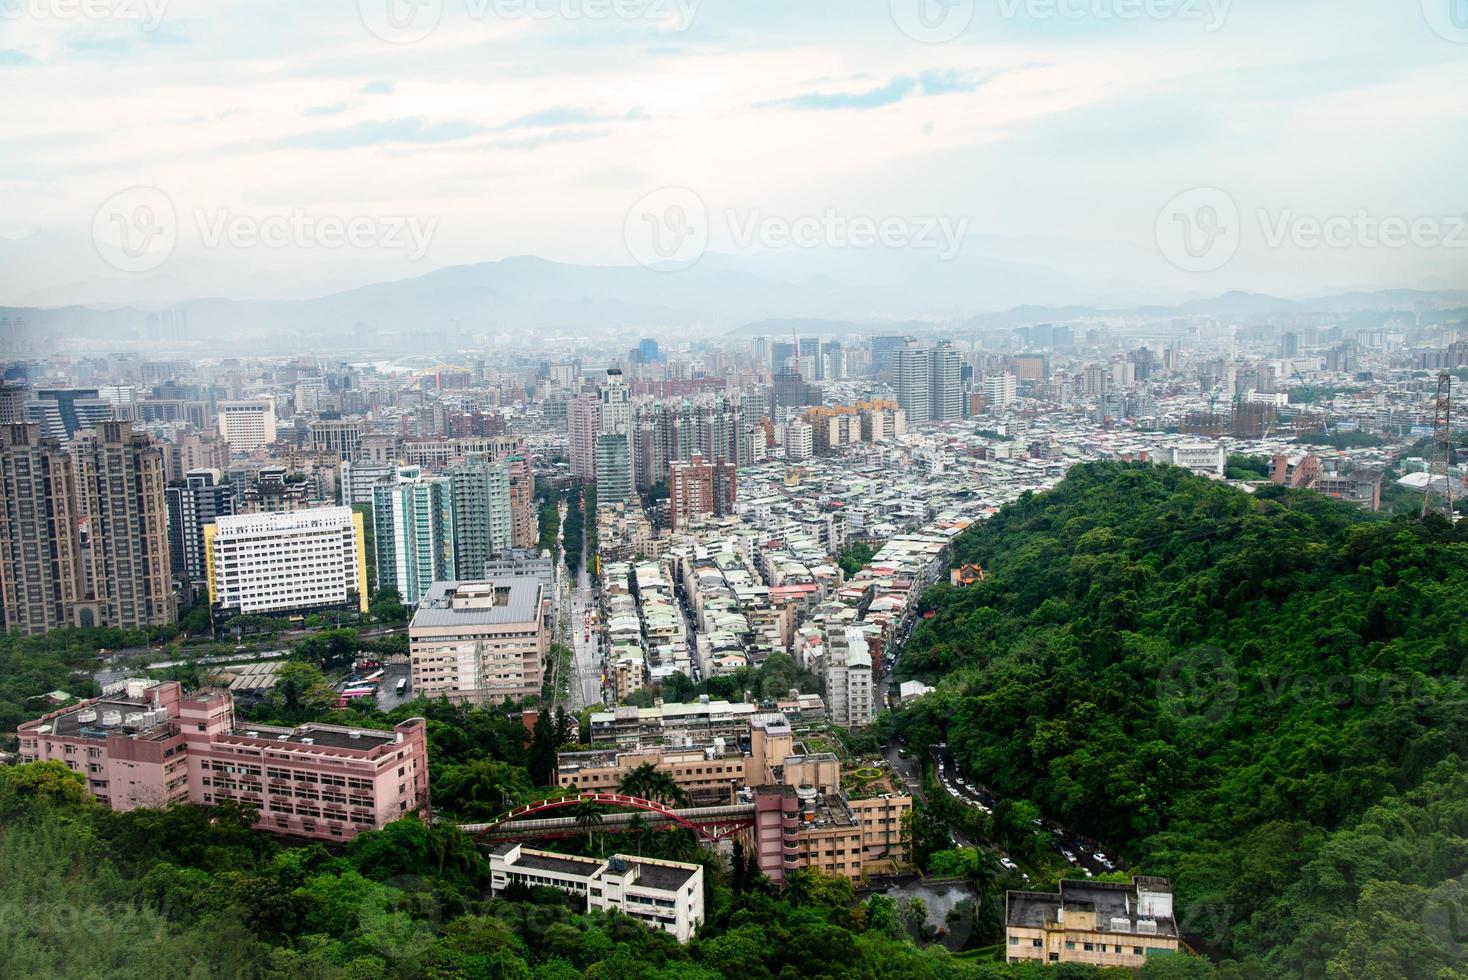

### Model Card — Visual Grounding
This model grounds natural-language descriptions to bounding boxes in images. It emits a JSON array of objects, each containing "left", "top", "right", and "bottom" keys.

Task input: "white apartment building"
[
  {"left": 825, "top": 626, "right": 875, "bottom": 729},
  {"left": 408, "top": 579, "right": 549, "bottom": 704},
  {"left": 488, "top": 844, "right": 705, "bottom": 943},
  {"left": 786, "top": 419, "right": 814, "bottom": 461},
  {"left": 984, "top": 372, "right": 1019, "bottom": 410},
  {"left": 205, "top": 506, "right": 368, "bottom": 615},
  {"left": 216, "top": 399, "right": 278, "bottom": 453}
]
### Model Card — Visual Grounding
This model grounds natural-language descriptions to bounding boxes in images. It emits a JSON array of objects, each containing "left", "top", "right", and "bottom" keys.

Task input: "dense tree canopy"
[{"left": 895, "top": 462, "right": 1468, "bottom": 975}]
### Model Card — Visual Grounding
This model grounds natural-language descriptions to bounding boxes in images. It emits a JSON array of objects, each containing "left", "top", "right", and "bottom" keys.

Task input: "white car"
[{"left": 999, "top": 857, "right": 1018, "bottom": 871}]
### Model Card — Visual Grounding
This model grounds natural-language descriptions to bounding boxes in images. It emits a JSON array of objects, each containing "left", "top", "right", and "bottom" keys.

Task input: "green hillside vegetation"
[{"left": 895, "top": 462, "right": 1468, "bottom": 977}]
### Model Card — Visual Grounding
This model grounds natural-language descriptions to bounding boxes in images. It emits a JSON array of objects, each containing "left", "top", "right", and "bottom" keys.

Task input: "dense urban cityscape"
[{"left": 3, "top": 1, "right": 1467, "bottom": 977}]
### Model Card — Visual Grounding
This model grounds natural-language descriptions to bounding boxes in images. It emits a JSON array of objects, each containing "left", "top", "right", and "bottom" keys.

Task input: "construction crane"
[{"left": 1422, "top": 373, "right": 1454, "bottom": 519}]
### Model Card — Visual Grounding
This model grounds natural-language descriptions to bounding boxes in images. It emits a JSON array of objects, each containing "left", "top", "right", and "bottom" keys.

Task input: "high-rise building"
[
  {"left": 785, "top": 419, "right": 814, "bottom": 461},
  {"left": 206, "top": 507, "right": 368, "bottom": 616},
  {"left": 166, "top": 468, "right": 237, "bottom": 588},
  {"left": 445, "top": 455, "right": 514, "bottom": 580},
  {"left": 31, "top": 388, "right": 114, "bottom": 440},
  {"left": 309, "top": 418, "right": 362, "bottom": 462},
  {"left": 507, "top": 455, "right": 537, "bottom": 550},
  {"left": 772, "top": 368, "right": 820, "bottom": 410},
  {"left": 374, "top": 469, "right": 455, "bottom": 606},
  {"left": 929, "top": 342, "right": 964, "bottom": 422},
  {"left": 339, "top": 460, "right": 396, "bottom": 507},
  {"left": 895, "top": 344, "right": 932, "bottom": 424},
  {"left": 0, "top": 424, "right": 86, "bottom": 634},
  {"left": 983, "top": 373, "right": 1018, "bottom": 411},
  {"left": 870, "top": 335, "right": 909, "bottom": 377},
  {"left": 216, "top": 399, "right": 278, "bottom": 452},
  {"left": 600, "top": 369, "right": 635, "bottom": 483},
  {"left": 668, "top": 453, "right": 737, "bottom": 531},
  {"left": 71, "top": 421, "right": 176, "bottom": 630},
  {"left": 825, "top": 626, "right": 875, "bottom": 729},
  {"left": 567, "top": 394, "right": 600, "bottom": 482},
  {"left": 0, "top": 384, "right": 28, "bottom": 425},
  {"left": 596, "top": 434, "right": 633, "bottom": 504}
]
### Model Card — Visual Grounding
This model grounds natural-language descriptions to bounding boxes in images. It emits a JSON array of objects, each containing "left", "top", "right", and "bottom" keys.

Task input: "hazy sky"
[{"left": 1, "top": 0, "right": 1465, "bottom": 308}]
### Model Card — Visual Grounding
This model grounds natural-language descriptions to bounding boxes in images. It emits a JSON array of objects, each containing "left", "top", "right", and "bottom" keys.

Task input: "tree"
[
  {"left": 0, "top": 760, "right": 95, "bottom": 807},
  {"left": 618, "top": 763, "right": 687, "bottom": 807},
  {"left": 757, "top": 653, "right": 798, "bottom": 701},
  {"left": 270, "top": 661, "right": 336, "bottom": 719},
  {"left": 573, "top": 802, "right": 604, "bottom": 853}
]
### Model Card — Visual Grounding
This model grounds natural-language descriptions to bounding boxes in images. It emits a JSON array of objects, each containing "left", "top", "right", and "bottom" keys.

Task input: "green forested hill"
[{"left": 897, "top": 462, "right": 1468, "bottom": 976}]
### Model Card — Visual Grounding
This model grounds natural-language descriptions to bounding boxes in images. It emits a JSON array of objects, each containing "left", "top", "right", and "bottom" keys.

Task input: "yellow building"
[{"left": 1006, "top": 877, "right": 1181, "bottom": 967}]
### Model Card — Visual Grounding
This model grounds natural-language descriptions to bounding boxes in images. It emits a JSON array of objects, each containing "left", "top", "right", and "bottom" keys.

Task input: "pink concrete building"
[{"left": 16, "top": 680, "right": 428, "bottom": 841}]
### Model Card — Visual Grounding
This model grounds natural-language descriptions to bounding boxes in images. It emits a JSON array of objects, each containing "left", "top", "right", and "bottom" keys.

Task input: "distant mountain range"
[{"left": 2, "top": 256, "right": 1465, "bottom": 350}]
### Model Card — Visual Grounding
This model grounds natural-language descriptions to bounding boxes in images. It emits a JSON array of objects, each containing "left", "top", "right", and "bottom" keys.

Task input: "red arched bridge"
[{"left": 463, "top": 793, "right": 755, "bottom": 845}]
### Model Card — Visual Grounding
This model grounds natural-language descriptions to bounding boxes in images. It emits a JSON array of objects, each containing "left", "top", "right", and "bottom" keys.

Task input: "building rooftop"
[
  {"left": 410, "top": 578, "right": 545, "bottom": 628},
  {"left": 1007, "top": 878, "right": 1177, "bottom": 938}
]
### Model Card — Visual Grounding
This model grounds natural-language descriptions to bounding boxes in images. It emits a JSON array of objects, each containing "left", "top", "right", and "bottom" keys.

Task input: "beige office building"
[
  {"left": 1006, "top": 877, "right": 1181, "bottom": 968},
  {"left": 409, "top": 579, "right": 549, "bottom": 704}
]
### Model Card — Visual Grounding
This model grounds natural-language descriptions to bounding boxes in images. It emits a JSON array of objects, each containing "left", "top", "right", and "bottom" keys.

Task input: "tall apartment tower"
[
  {"left": 507, "top": 455, "right": 537, "bottom": 551},
  {"left": 566, "top": 393, "right": 600, "bottom": 482},
  {"left": 0, "top": 385, "right": 27, "bottom": 424},
  {"left": 71, "top": 421, "right": 177, "bottom": 629},
  {"left": 929, "top": 342, "right": 964, "bottom": 422},
  {"left": 166, "top": 468, "right": 237, "bottom": 589},
  {"left": 444, "top": 455, "right": 513, "bottom": 580},
  {"left": 595, "top": 434, "right": 633, "bottom": 505},
  {"left": 600, "top": 369, "right": 635, "bottom": 480},
  {"left": 0, "top": 424, "right": 86, "bottom": 634},
  {"left": 373, "top": 469, "right": 455, "bottom": 605},
  {"left": 894, "top": 344, "right": 932, "bottom": 424}
]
